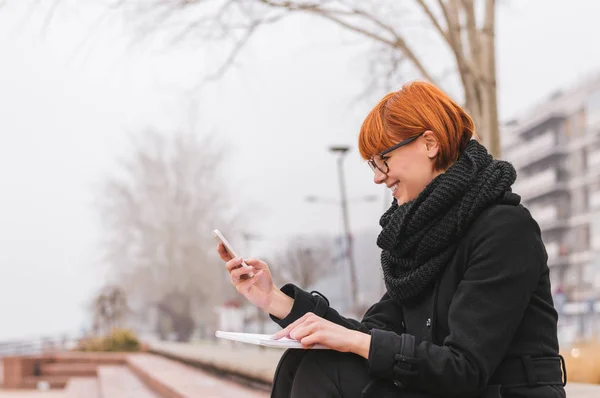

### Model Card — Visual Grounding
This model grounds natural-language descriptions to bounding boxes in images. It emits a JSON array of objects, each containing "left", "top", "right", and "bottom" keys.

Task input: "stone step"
[
  {"left": 21, "top": 375, "right": 70, "bottom": 389},
  {"left": 64, "top": 376, "right": 100, "bottom": 398},
  {"left": 97, "top": 365, "right": 158, "bottom": 398},
  {"left": 50, "top": 352, "right": 126, "bottom": 365},
  {"left": 40, "top": 363, "right": 97, "bottom": 377},
  {"left": 127, "top": 353, "right": 268, "bottom": 398}
]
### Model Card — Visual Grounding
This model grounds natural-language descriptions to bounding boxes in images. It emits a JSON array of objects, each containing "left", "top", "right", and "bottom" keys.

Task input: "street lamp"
[{"left": 328, "top": 145, "right": 359, "bottom": 311}]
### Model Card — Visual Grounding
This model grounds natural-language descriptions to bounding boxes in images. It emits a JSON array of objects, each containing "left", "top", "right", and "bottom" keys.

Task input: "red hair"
[{"left": 358, "top": 81, "right": 475, "bottom": 170}]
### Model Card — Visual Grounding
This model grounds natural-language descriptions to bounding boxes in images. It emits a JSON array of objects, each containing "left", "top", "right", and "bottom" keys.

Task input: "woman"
[{"left": 217, "top": 81, "right": 566, "bottom": 398}]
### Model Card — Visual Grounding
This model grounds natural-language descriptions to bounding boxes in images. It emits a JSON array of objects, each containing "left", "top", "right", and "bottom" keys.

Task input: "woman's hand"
[
  {"left": 217, "top": 243, "right": 294, "bottom": 319},
  {"left": 273, "top": 312, "right": 371, "bottom": 358}
]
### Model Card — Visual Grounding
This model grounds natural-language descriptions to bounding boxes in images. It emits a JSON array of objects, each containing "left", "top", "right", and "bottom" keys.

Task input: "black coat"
[{"left": 272, "top": 201, "right": 566, "bottom": 398}]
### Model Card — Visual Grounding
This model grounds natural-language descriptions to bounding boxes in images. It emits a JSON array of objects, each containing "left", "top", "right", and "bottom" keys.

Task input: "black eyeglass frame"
[{"left": 367, "top": 132, "right": 425, "bottom": 174}]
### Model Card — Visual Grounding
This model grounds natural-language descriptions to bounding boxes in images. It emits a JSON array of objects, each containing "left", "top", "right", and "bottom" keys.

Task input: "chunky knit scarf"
[{"left": 377, "top": 140, "right": 517, "bottom": 302}]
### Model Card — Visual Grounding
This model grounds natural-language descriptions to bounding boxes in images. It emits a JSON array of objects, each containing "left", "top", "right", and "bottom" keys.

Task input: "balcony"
[
  {"left": 506, "top": 132, "right": 565, "bottom": 169},
  {"left": 593, "top": 234, "right": 600, "bottom": 251},
  {"left": 513, "top": 168, "right": 568, "bottom": 202},
  {"left": 545, "top": 241, "right": 569, "bottom": 267},
  {"left": 570, "top": 161, "right": 600, "bottom": 189},
  {"left": 587, "top": 148, "right": 600, "bottom": 169},
  {"left": 590, "top": 191, "right": 600, "bottom": 210},
  {"left": 545, "top": 241, "right": 560, "bottom": 259},
  {"left": 530, "top": 205, "right": 568, "bottom": 232}
]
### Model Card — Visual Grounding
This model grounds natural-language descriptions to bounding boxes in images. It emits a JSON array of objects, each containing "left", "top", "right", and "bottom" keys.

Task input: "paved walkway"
[{"left": 567, "top": 383, "right": 600, "bottom": 396}]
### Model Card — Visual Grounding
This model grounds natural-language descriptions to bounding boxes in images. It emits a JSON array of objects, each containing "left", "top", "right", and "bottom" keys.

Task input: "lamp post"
[
  {"left": 328, "top": 145, "right": 359, "bottom": 311},
  {"left": 240, "top": 233, "right": 266, "bottom": 336},
  {"left": 305, "top": 193, "right": 377, "bottom": 312}
]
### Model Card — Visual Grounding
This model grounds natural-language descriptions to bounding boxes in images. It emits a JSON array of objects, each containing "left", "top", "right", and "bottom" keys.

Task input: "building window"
[
  {"left": 590, "top": 190, "right": 600, "bottom": 209},
  {"left": 563, "top": 118, "right": 572, "bottom": 136},
  {"left": 583, "top": 262, "right": 600, "bottom": 289},
  {"left": 582, "top": 224, "right": 591, "bottom": 250},
  {"left": 566, "top": 264, "right": 579, "bottom": 288},
  {"left": 587, "top": 147, "right": 600, "bottom": 169},
  {"left": 586, "top": 90, "right": 600, "bottom": 129},
  {"left": 570, "top": 109, "right": 586, "bottom": 136},
  {"left": 579, "top": 109, "right": 586, "bottom": 131},
  {"left": 591, "top": 216, "right": 600, "bottom": 250}
]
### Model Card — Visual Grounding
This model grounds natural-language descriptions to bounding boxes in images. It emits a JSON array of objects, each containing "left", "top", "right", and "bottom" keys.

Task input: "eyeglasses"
[{"left": 367, "top": 132, "right": 424, "bottom": 174}]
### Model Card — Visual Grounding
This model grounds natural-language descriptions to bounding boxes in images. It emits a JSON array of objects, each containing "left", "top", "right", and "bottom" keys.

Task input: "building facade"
[{"left": 502, "top": 74, "right": 600, "bottom": 344}]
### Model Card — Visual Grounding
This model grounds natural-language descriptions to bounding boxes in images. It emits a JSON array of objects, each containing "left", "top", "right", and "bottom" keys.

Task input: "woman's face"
[{"left": 372, "top": 131, "right": 442, "bottom": 205}]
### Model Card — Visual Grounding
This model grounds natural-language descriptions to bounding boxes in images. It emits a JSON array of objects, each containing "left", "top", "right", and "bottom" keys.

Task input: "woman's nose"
[{"left": 373, "top": 169, "right": 387, "bottom": 185}]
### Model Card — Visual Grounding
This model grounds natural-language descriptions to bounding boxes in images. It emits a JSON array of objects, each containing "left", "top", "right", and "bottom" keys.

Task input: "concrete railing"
[{"left": 147, "top": 340, "right": 600, "bottom": 397}]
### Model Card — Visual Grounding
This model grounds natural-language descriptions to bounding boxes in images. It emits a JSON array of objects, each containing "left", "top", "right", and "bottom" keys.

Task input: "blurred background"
[{"left": 1, "top": 0, "right": 600, "bottom": 394}]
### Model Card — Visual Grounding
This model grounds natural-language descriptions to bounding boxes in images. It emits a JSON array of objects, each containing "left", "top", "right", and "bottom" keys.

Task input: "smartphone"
[{"left": 212, "top": 229, "right": 255, "bottom": 278}]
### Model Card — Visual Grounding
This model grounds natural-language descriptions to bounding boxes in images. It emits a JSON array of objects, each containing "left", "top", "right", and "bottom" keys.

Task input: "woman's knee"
[
  {"left": 276, "top": 349, "right": 309, "bottom": 374},
  {"left": 271, "top": 349, "right": 310, "bottom": 398},
  {"left": 292, "top": 350, "right": 370, "bottom": 396},
  {"left": 297, "top": 349, "right": 356, "bottom": 371}
]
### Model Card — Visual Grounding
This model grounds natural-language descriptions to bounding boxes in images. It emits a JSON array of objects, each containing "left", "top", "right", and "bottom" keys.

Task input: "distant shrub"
[{"left": 78, "top": 328, "right": 140, "bottom": 352}]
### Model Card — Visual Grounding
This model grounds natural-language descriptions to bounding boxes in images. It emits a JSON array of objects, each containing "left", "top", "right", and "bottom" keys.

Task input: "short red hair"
[{"left": 358, "top": 81, "right": 474, "bottom": 170}]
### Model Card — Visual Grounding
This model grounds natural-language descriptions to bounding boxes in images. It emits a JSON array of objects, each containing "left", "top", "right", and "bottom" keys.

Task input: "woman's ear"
[{"left": 422, "top": 130, "right": 440, "bottom": 159}]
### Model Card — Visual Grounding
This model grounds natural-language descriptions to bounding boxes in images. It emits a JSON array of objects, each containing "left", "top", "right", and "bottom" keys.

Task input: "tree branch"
[
  {"left": 315, "top": 10, "right": 438, "bottom": 84},
  {"left": 343, "top": 5, "right": 405, "bottom": 42},
  {"left": 169, "top": 0, "right": 238, "bottom": 43},
  {"left": 415, "top": 0, "right": 450, "bottom": 45},
  {"left": 202, "top": 10, "right": 288, "bottom": 81},
  {"left": 257, "top": 0, "right": 438, "bottom": 84}
]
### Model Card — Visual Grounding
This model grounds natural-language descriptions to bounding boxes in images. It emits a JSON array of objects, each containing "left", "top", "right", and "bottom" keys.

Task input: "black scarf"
[{"left": 377, "top": 140, "right": 517, "bottom": 302}]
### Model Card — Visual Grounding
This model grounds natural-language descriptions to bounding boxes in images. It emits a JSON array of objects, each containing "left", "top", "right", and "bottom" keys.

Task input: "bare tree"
[
  {"left": 271, "top": 235, "right": 335, "bottom": 289},
  {"left": 112, "top": 0, "right": 500, "bottom": 156},
  {"left": 99, "top": 129, "right": 238, "bottom": 338},
  {"left": 154, "top": 291, "right": 196, "bottom": 341},
  {"left": 91, "top": 285, "right": 130, "bottom": 335}
]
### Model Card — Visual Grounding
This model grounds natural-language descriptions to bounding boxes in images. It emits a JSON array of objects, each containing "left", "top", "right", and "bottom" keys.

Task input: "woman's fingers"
[
  {"left": 244, "top": 258, "right": 268, "bottom": 270},
  {"left": 273, "top": 312, "right": 315, "bottom": 340},
  {"left": 289, "top": 322, "right": 315, "bottom": 341},
  {"left": 235, "top": 270, "right": 263, "bottom": 295},
  {"left": 225, "top": 257, "right": 244, "bottom": 272},
  {"left": 217, "top": 243, "right": 233, "bottom": 262},
  {"left": 299, "top": 335, "right": 318, "bottom": 348},
  {"left": 230, "top": 265, "right": 255, "bottom": 282}
]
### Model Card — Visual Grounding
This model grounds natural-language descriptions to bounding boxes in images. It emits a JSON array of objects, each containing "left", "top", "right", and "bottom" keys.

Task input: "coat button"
[{"left": 426, "top": 318, "right": 431, "bottom": 328}]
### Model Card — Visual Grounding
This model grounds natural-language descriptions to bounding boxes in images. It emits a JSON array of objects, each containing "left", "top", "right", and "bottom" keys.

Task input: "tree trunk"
[
  {"left": 453, "top": 0, "right": 500, "bottom": 158},
  {"left": 483, "top": 0, "right": 500, "bottom": 158}
]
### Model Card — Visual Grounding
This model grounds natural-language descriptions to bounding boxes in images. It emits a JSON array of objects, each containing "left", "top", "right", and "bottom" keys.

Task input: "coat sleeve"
[
  {"left": 270, "top": 284, "right": 405, "bottom": 334},
  {"left": 367, "top": 206, "right": 545, "bottom": 397}
]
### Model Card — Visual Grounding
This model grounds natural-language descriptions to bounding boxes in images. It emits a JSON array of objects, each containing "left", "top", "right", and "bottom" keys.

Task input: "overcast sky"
[{"left": 1, "top": 0, "right": 600, "bottom": 340}]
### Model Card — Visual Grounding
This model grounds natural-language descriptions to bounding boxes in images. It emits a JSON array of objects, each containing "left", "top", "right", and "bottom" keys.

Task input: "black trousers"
[
  {"left": 270, "top": 350, "right": 567, "bottom": 398},
  {"left": 270, "top": 350, "right": 448, "bottom": 398},
  {"left": 271, "top": 349, "right": 372, "bottom": 398}
]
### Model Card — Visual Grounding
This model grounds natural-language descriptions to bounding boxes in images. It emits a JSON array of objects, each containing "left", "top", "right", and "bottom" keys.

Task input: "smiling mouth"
[{"left": 390, "top": 183, "right": 399, "bottom": 193}]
